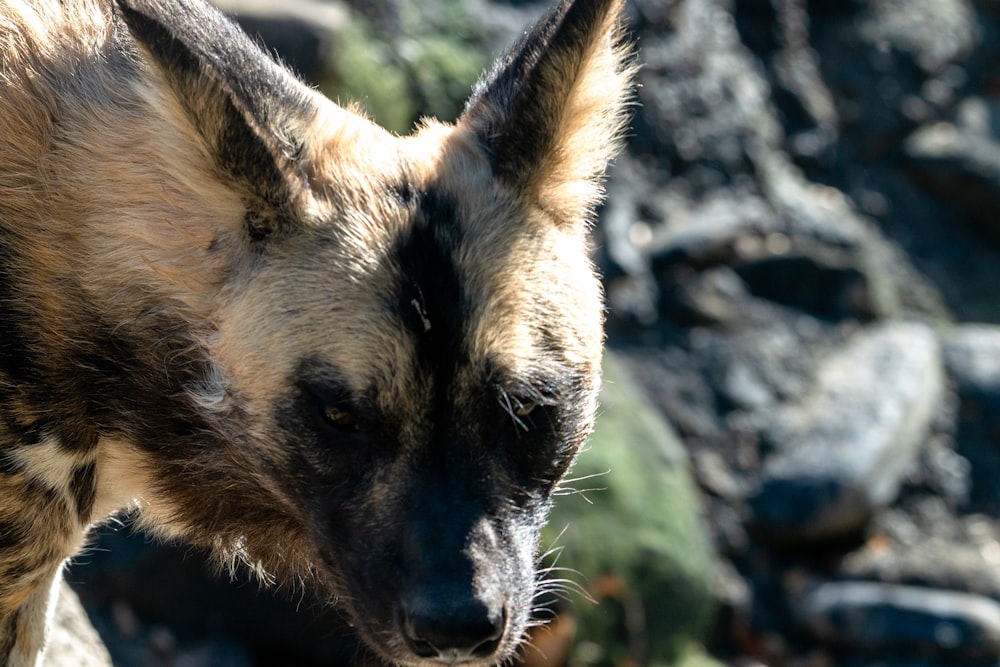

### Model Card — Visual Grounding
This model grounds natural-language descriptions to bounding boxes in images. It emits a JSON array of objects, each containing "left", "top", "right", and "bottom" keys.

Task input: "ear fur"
[
  {"left": 116, "top": 0, "right": 319, "bottom": 241},
  {"left": 459, "top": 0, "right": 636, "bottom": 225}
]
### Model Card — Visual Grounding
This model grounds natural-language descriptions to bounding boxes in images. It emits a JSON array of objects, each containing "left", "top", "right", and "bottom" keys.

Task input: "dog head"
[{"left": 115, "top": 0, "right": 633, "bottom": 663}]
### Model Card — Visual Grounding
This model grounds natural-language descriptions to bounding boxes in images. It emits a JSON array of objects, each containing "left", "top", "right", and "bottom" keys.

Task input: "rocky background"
[{"left": 60, "top": 0, "right": 1000, "bottom": 666}]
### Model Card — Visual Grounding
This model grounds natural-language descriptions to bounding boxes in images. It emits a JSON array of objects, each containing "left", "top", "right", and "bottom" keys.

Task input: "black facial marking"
[
  {"left": 393, "top": 187, "right": 466, "bottom": 371},
  {"left": 389, "top": 181, "right": 419, "bottom": 208},
  {"left": 243, "top": 206, "right": 281, "bottom": 245},
  {"left": 278, "top": 359, "right": 379, "bottom": 487},
  {"left": 390, "top": 188, "right": 469, "bottom": 447},
  {"left": 71, "top": 462, "right": 97, "bottom": 523},
  {"left": 297, "top": 371, "right": 365, "bottom": 442}
]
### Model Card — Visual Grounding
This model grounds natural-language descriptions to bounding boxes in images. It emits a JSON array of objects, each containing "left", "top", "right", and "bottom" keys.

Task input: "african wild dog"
[{"left": 0, "top": 0, "right": 634, "bottom": 664}]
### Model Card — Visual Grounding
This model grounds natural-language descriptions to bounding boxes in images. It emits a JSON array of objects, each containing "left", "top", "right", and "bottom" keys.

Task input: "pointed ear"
[
  {"left": 458, "top": 0, "right": 635, "bottom": 224},
  {"left": 116, "top": 0, "right": 324, "bottom": 241}
]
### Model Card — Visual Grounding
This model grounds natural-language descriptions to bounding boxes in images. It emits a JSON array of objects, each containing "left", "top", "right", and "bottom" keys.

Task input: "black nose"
[{"left": 400, "top": 598, "right": 506, "bottom": 662}]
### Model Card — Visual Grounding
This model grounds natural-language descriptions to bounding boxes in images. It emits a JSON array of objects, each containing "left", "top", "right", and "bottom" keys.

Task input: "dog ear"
[
  {"left": 458, "top": 0, "right": 635, "bottom": 226},
  {"left": 116, "top": 0, "right": 330, "bottom": 241}
]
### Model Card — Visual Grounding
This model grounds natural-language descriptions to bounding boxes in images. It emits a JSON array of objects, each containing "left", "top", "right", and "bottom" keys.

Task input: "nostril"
[
  {"left": 400, "top": 600, "right": 507, "bottom": 661},
  {"left": 403, "top": 633, "right": 439, "bottom": 660},
  {"left": 469, "top": 619, "right": 504, "bottom": 658}
]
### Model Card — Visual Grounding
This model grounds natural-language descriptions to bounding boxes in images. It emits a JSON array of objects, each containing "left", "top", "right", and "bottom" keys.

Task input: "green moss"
[
  {"left": 324, "top": 18, "right": 414, "bottom": 134},
  {"left": 321, "top": 0, "right": 489, "bottom": 133},
  {"left": 401, "top": 35, "right": 486, "bottom": 122},
  {"left": 544, "top": 353, "right": 718, "bottom": 666}
]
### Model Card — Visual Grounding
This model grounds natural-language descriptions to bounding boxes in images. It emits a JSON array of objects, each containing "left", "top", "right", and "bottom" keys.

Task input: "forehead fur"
[{"left": 214, "top": 121, "right": 603, "bottom": 414}]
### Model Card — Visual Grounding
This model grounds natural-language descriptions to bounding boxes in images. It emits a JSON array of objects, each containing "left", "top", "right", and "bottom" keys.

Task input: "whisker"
[
  {"left": 551, "top": 487, "right": 606, "bottom": 504},
  {"left": 539, "top": 527, "right": 570, "bottom": 563},
  {"left": 514, "top": 630, "right": 549, "bottom": 665},
  {"left": 535, "top": 565, "right": 587, "bottom": 579},
  {"left": 497, "top": 389, "right": 529, "bottom": 432},
  {"left": 559, "top": 469, "right": 611, "bottom": 486}
]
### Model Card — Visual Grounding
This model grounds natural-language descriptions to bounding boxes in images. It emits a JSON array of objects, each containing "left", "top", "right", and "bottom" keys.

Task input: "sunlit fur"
[{"left": 0, "top": 0, "right": 634, "bottom": 664}]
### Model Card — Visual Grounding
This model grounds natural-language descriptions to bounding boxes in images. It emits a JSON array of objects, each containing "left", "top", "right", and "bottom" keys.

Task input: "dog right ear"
[{"left": 458, "top": 0, "right": 635, "bottom": 228}]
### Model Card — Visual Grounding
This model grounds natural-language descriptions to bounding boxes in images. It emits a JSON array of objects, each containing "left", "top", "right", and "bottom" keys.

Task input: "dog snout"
[{"left": 399, "top": 594, "right": 507, "bottom": 663}]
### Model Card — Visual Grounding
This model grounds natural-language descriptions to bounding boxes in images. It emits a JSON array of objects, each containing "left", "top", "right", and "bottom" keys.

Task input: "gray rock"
[
  {"left": 664, "top": 266, "right": 755, "bottom": 327},
  {"left": 942, "top": 324, "right": 1000, "bottom": 513},
  {"left": 905, "top": 97, "right": 1000, "bottom": 245},
  {"left": 811, "top": 0, "right": 977, "bottom": 159},
  {"left": 633, "top": 0, "right": 781, "bottom": 178},
  {"left": 749, "top": 322, "right": 944, "bottom": 543},
  {"left": 943, "top": 326, "right": 1000, "bottom": 432},
  {"left": 734, "top": 0, "right": 839, "bottom": 161},
  {"left": 842, "top": 513, "right": 1000, "bottom": 603},
  {"left": 858, "top": 0, "right": 978, "bottom": 73},
  {"left": 733, "top": 243, "right": 887, "bottom": 322},
  {"left": 794, "top": 581, "right": 1000, "bottom": 661},
  {"left": 45, "top": 583, "right": 113, "bottom": 667},
  {"left": 637, "top": 169, "right": 907, "bottom": 325},
  {"left": 649, "top": 188, "right": 778, "bottom": 267},
  {"left": 943, "top": 323, "right": 1000, "bottom": 399}
]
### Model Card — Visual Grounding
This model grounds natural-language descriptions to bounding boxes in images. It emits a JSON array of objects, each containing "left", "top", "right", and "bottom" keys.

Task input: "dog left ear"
[
  {"left": 116, "top": 0, "right": 327, "bottom": 240},
  {"left": 458, "top": 0, "right": 635, "bottom": 226}
]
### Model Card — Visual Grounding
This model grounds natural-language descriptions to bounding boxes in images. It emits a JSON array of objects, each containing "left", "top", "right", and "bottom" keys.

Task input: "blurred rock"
[
  {"left": 734, "top": 0, "right": 839, "bottom": 162},
  {"left": 45, "top": 583, "right": 113, "bottom": 667},
  {"left": 944, "top": 324, "right": 1000, "bottom": 401},
  {"left": 663, "top": 266, "right": 752, "bottom": 327},
  {"left": 794, "top": 581, "right": 1000, "bottom": 661},
  {"left": 942, "top": 324, "right": 1000, "bottom": 512},
  {"left": 733, "top": 244, "right": 884, "bottom": 322},
  {"left": 905, "top": 97, "right": 1000, "bottom": 245},
  {"left": 749, "top": 322, "right": 943, "bottom": 544},
  {"left": 631, "top": 0, "right": 780, "bottom": 181},
  {"left": 843, "top": 514, "right": 1000, "bottom": 602},
  {"left": 649, "top": 188, "right": 777, "bottom": 268},
  {"left": 812, "top": 0, "right": 977, "bottom": 158},
  {"left": 859, "top": 0, "right": 978, "bottom": 73}
]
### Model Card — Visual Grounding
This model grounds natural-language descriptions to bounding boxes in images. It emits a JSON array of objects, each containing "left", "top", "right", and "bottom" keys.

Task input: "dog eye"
[{"left": 322, "top": 406, "right": 358, "bottom": 431}]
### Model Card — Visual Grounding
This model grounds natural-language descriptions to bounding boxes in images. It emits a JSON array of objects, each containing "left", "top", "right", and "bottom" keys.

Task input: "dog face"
[
  {"left": 205, "top": 129, "right": 606, "bottom": 664},
  {"left": 109, "top": 0, "right": 635, "bottom": 663}
]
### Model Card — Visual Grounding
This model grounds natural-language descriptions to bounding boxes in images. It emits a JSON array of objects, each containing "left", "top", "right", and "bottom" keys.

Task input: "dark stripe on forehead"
[
  {"left": 392, "top": 186, "right": 467, "bottom": 393},
  {"left": 394, "top": 188, "right": 464, "bottom": 339},
  {"left": 419, "top": 187, "right": 462, "bottom": 246}
]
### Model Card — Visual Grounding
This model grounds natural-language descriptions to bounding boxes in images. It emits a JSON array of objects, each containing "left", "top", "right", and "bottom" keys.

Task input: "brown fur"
[{"left": 0, "top": 0, "right": 635, "bottom": 664}]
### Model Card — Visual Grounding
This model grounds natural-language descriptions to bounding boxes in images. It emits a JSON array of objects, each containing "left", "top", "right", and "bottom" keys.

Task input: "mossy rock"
[{"left": 543, "top": 352, "right": 718, "bottom": 666}]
